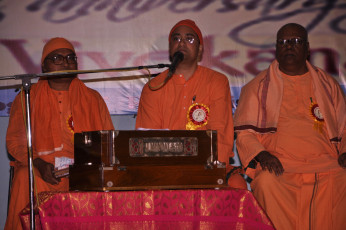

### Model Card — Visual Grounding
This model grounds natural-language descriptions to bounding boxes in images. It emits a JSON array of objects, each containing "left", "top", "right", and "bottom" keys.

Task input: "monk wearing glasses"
[
  {"left": 234, "top": 23, "right": 346, "bottom": 230},
  {"left": 136, "top": 19, "right": 246, "bottom": 189},
  {"left": 5, "top": 37, "right": 114, "bottom": 230}
]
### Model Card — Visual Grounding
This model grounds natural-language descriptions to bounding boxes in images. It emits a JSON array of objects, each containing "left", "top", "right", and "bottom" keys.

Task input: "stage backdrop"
[{"left": 0, "top": 0, "right": 345, "bottom": 116}]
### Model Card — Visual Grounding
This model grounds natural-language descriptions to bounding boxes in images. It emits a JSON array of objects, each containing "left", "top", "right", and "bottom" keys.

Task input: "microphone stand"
[
  {"left": 0, "top": 64, "right": 170, "bottom": 81},
  {"left": 21, "top": 75, "right": 35, "bottom": 230},
  {"left": 0, "top": 63, "right": 169, "bottom": 230},
  {"left": 0, "top": 73, "right": 39, "bottom": 230}
]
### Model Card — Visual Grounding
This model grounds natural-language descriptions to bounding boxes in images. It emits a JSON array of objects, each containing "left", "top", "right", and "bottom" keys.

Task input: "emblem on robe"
[
  {"left": 66, "top": 114, "right": 74, "bottom": 134},
  {"left": 309, "top": 98, "right": 324, "bottom": 133},
  {"left": 66, "top": 114, "right": 74, "bottom": 143},
  {"left": 186, "top": 103, "right": 209, "bottom": 130}
]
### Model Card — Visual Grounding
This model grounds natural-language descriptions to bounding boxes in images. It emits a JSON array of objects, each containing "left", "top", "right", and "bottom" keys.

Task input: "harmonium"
[{"left": 69, "top": 130, "right": 227, "bottom": 191}]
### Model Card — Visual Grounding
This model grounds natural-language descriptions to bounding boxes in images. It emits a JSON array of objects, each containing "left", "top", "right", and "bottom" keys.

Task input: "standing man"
[
  {"left": 234, "top": 23, "right": 345, "bottom": 230},
  {"left": 5, "top": 37, "right": 114, "bottom": 229},
  {"left": 136, "top": 19, "right": 245, "bottom": 188}
]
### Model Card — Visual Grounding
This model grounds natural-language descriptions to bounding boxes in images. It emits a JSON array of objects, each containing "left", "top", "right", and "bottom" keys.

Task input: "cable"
[{"left": 148, "top": 71, "right": 171, "bottom": 91}]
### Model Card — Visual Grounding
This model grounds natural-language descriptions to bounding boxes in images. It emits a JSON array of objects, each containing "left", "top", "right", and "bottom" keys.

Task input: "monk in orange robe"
[
  {"left": 234, "top": 23, "right": 346, "bottom": 230},
  {"left": 5, "top": 37, "right": 114, "bottom": 230},
  {"left": 136, "top": 19, "right": 246, "bottom": 189}
]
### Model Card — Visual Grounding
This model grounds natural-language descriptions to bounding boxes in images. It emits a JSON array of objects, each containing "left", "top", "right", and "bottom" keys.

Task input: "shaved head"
[{"left": 277, "top": 23, "right": 308, "bottom": 41}]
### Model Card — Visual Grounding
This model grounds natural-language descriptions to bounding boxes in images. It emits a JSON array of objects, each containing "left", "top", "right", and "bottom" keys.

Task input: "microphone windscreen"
[
  {"left": 174, "top": 51, "right": 184, "bottom": 61},
  {"left": 169, "top": 51, "right": 184, "bottom": 73}
]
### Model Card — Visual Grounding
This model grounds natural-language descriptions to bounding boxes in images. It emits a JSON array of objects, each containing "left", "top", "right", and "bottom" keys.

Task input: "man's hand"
[
  {"left": 33, "top": 158, "right": 60, "bottom": 185},
  {"left": 255, "top": 151, "right": 284, "bottom": 176},
  {"left": 338, "top": 152, "right": 346, "bottom": 168}
]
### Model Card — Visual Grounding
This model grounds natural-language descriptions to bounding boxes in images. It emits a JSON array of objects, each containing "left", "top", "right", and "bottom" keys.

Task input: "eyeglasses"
[
  {"left": 171, "top": 35, "right": 196, "bottom": 44},
  {"left": 45, "top": 54, "right": 77, "bottom": 65},
  {"left": 277, "top": 38, "right": 306, "bottom": 47}
]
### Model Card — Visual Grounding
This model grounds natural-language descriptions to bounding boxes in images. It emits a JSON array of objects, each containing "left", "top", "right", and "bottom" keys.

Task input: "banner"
[{"left": 0, "top": 0, "right": 345, "bottom": 116}]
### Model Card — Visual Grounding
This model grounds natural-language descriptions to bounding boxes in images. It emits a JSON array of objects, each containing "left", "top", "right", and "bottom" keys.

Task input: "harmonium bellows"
[{"left": 69, "top": 130, "right": 226, "bottom": 191}]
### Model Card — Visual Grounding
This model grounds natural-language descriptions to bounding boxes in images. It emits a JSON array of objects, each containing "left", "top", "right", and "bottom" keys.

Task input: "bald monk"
[
  {"left": 234, "top": 23, "right": 346, "bottom": 230},
  {"left": 5, "top": 37, "right": 114, "bottom": 230},
  {"left": 136, "top": 19, "right": 246, "bottom": 189}
]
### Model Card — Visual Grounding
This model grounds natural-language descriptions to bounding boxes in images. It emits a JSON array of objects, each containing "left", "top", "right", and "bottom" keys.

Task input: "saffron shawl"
[
  {"left": 29, "top": 78, "right": 114, "bottom": 155},
  {"left": 234, "top": 60, "right": 345, "bottom": 144}
]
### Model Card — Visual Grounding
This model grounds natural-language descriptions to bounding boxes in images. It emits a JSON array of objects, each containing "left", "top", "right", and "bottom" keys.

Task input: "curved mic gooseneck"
[
  {"left": 169, "top": 51, "right": 184, "bottom": 75},
  {"left": 148, "top": 51, "right": 184, "bottom": 91}
]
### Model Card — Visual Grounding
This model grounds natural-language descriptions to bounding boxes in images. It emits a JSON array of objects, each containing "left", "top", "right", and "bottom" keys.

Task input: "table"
[{"left": 20, "top": 188, "right": 274, "bottom": 230}]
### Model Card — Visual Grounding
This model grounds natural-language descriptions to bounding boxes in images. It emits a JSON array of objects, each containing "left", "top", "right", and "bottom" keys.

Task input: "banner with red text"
[{"left": 0, "top": 0, "right": 345, "bottom": 115}]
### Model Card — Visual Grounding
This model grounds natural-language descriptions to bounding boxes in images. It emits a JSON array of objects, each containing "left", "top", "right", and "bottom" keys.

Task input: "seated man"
[
  {"left": 5, "top": 37, "right": 114, "bottom": 230},
  {"left": 136, "top": 19, "right": 245, "bottom": 188},
  {"left": 234, "top": 23, "right": 345, "bottom": 230}
]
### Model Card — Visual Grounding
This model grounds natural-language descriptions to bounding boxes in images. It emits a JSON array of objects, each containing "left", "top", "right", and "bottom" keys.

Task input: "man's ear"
[{"left": 198, "top": 44, "right": 203, "bottom": 62}]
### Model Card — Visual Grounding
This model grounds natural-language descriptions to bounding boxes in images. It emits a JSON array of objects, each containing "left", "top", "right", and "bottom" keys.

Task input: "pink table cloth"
[{"left": 20, "top": 188, "right": 274, "bottom": 230}]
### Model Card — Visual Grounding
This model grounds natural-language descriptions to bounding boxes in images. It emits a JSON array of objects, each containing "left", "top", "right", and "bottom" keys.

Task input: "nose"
[
  {"left": 178, "top": 39, "right": 186, "bottom": 48},
  {"left": 284, "top": 42, "right": 293, "bottom": 49},
  {"left": 62, "top": 57, "right": 69, "bottom": 66}
]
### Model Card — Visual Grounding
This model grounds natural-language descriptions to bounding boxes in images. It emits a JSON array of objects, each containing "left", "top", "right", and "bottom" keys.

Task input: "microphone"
[
  {"left": 148, "top": 51, "right": 184, "bottom": 91},
  {"left": 169, "top": 51, "right": 184, "bottom": 75}
]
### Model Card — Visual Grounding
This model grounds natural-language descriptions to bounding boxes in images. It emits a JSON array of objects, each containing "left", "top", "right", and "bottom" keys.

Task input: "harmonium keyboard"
[{"left": 69, "top": 130, "right": 227, "bottom": 191}]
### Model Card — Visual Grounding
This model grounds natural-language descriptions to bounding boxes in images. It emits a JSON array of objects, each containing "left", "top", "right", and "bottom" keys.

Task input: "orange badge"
[
  {"left": 309, "top": 98, "right": 324, "bottom": 133},
  {"left": 186, "top": 103, "right": 209, "bottom": 130},
  {"left": 66, "top": 114, "right": 74, "bottom": 143},
  {"left": 66, "top": 114, "right": 74, "bottom": 133}
]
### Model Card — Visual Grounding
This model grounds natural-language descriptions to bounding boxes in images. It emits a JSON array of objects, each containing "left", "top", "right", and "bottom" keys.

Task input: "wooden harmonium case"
[{"left": 69, "top": 130, "right": 226, "bottom": 191}]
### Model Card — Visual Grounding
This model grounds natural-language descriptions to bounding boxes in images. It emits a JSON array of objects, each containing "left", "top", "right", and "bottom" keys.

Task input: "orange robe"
[
  {"left": 136, "top": 65, "right": 234, "bottom": 167},
  {"left": 234, "top": 60, "right": 346, "bottom": 230},
  {"left": 5, "top": 78, "right": 114, "bottom": 230}
]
